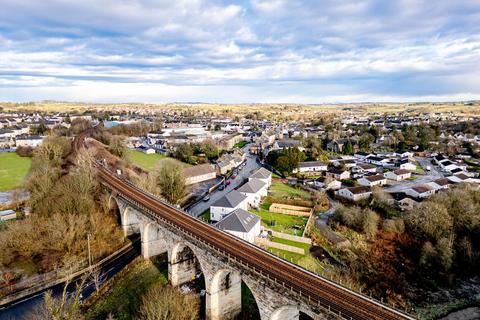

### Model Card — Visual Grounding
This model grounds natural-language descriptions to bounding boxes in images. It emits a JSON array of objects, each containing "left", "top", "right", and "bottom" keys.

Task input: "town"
[{"left": 0, "top": 102, "right": 479, "bottom": 319}]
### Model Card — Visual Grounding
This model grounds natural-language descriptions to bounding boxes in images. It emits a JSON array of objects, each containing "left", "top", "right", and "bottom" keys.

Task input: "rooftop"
[{"left": 216, "top": 208, "right": 260, "bottom": 233}]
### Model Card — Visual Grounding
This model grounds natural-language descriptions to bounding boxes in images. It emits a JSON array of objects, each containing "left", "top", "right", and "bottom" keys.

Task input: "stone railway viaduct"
[
  {"left": 113, "top": 193, "right": 321, "bottom": 320},
  {"left": 102, "top": 172, "right": 414, "bottom": 320}
]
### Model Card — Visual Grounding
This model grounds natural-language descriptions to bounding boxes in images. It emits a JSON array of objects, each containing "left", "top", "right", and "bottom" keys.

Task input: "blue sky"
[{"left": 0, "top": 0, "right": 479, "bottom": 103}]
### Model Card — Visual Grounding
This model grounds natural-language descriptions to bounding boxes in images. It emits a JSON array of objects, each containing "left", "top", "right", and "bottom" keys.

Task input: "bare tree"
[{"left": 90, "top": 267, "right": 106, "bottom": 293}]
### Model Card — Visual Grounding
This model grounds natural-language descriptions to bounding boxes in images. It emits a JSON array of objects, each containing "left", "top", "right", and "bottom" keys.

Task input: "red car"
[{"left": 225, "top": 180, "right": 231, "bottom": 186}]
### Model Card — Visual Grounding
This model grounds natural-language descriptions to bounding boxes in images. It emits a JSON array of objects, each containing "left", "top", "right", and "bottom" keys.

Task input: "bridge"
[{"left": 79, "top": 133, "right": 415, "bottom": 320}]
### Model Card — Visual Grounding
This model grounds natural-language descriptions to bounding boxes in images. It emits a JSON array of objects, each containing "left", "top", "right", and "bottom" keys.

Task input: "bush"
[
  {"left": 137, "top": 284, "right": 200, "bottom": 320},
  {"left": 382, "top": 219, "right": 405, "bottom": 234},
  {"left": 16, "top": 146, "right": 34, "bottom": 157}
]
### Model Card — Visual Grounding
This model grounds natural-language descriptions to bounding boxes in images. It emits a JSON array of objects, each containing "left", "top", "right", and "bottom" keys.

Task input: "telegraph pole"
[{"left": 87, "top": 234, "right": 92, "bottom": 269}]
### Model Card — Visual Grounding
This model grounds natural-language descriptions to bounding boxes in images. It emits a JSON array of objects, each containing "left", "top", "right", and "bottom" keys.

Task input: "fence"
[
  {"left": 254, "top": 237, "right": 304, "bottom": 254},
  {"left": 269, "top": 203, "right": 312, "bottom": 217},
  {"left": 267, "top": 230, "right": 312, "bottom": 244}
]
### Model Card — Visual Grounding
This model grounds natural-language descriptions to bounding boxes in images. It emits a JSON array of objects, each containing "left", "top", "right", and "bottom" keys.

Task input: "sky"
[{"left": 0, "top": 0, "right": 479, "bottom": 104}]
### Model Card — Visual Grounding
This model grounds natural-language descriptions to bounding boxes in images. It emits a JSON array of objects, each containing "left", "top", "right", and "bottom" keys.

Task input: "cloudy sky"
[{"left": 0, "top": 0, "right": 479, "bottom": 103}]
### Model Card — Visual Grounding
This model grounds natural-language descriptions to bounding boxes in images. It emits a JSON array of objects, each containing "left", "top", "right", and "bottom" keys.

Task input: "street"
[
  {"left": 187, "top": 143, "right": 262, "bottom": 217},
  {"left": 0, "top": 237, "right": 141, "bottom": 319},
  {"left": 385, "top": 157, "right": 444, "bottom": 193}
]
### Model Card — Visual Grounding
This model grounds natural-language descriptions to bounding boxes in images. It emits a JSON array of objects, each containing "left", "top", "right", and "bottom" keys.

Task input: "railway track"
[{"left": 76, "top": 131, "right": 415, "bottom": 320}]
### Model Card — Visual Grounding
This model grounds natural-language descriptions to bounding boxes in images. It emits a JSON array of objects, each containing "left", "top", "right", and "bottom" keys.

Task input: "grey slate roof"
[
  {"left": 299, "top": 161, "right": 327, "bottom": 168},
  {"left": 211, "top": 190, "right": 247, "bottom": 208},
  {"left": 250, "top": 167, "right": 272, "bottom": 180},
  {"left": 216, "top": 208, "right": 260, "bottom": 233},
  {"left": 237, "top": 178, "right": 266, "bottom": 194}
]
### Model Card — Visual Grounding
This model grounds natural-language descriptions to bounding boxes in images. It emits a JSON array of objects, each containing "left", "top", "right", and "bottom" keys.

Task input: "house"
[
  {"left": 326, "top": 168, "right": 350, "bottom": 180},
  {"left": 314, "top": 178, "right": 342, "bottom": 190},
  {"left": 137, "top": 146, "right": 156, "bottom": 154},
  {"left": 294, "top": 161, "right": 328, "bottom": 175},
  {"left": 326, "top": 139, "right": 357, "bottom": 153},
  {"left": 357, "top": 174, "right": 387, "bottom": 187},
  {"left": 249, "top": 167, "right": 272, "bottom": 187},
  {"left": 218, "top": 133, "right": 243, "bottom": 150},
  {"left": 216, "top": 208, "right": 261, "bottom": 243},
  {"left": 367, "top": 156, "right": 391, "bottom": 167},
  {"left": 237, "top": 178, "right": 268, "bottom": 208},
  {"left": 336, "top": 186, "right": 372, "bottom": 202},
  {"left": 354, "top": 152, "right": 374, "bottom": 161},
  {"left": 0, "top": 209, "right": 16, "bottom": 221},
  {"left": 385, "top": 169, "right": 411, "bottom": 181},
  {"left": 405, "top": 185, "right": 435, "bottom": 199},
  {"left": 273, "top": 139, "right": 302, "bottom": 150},
  {"left": 429, "top": 178, "right": 451, "bottom": 190},
  {"left": 389, "top": 192, "right": 420, "bottom": 211},
  {"left": 397, "top": 159, "right": 417, "bottom": 171},
  {"left": 15, "top": 135, "right": 44, "bottom": 147},
  {"left": 216, "top": 152, "right": 244, "bottom": 175},
  {"left": 354, "top": 163, "right": 377, "bottom": 174},
  {"left": 183, "top": 164, "right": 217, "bottom": 185},
  {"left": 210, "top": 190, "right": 248, "bottom": 222}
]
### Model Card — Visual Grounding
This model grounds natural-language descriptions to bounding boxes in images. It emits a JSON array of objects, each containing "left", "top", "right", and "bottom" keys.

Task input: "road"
[
  {"left": 187, "top": 143, "right": 261, "bottom": 217},
  {"left": 0, "top": 238, "right": 140, "bottom": 320}
]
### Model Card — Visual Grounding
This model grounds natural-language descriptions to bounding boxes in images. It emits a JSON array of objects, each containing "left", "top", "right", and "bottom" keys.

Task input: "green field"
[
  {"left": 127, "top": 150, "right": 166, "bottom": 171},
  {"left": 270, "top": 182, "right": 311, "bottom": 199},
  {"left": 233, "top": 140, "right": 248, "bottom": 149},
  {"left": 251, "top": 203, "right": 308, "bottom": 235},
  {"left": 266, "top": 236, "right": 326, "bottom": 274},
  {"left": 128, "top": 150, "right": 191, "bottom": 171},
  {"left": 0, "top": 153, "right": 32, "bottom": 191}
]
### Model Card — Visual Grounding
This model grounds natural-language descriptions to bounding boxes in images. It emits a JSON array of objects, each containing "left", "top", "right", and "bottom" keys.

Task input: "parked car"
[
  {"left": 226, "top": 180, "right": 231, "bottom": 186},
  {"left": 231, "top": 174, "right": 237, "bottom": 179},
  {"left": 218, "top": 184, "right": 225, "bottom": 191},
  {"left": 202, "top": 195, "right": 210, "bottom": 202}
]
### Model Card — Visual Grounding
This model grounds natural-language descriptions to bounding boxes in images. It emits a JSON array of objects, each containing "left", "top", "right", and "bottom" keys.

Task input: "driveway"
[{"left": 187, "top": 143, "right": 262, "bottom": 217}]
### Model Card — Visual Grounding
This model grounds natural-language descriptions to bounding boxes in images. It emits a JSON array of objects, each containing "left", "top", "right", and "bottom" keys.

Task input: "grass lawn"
[
  {"left": 86, "top": 257, "right": 168, "bottom": 320},
  {"left": 270, "top": 236, "right": 311, "bottom": 252},
  {"left": 233, "top": 140, "right": 248, "bottom": 149},
  {"left": 0, "top": 153, "right": 32, "bottom": 191},
  {"left": 269, "top": 182, "right": 310, "bottom": 199},
  {"left": 266, "top": 246, "right": 324, "bottom": 274},
  {"left": 415, "top": 164, "right": 425, "bottom": 175},
  {"left": 251, "top": 204, "right": 308, "bottom": 236},
  {"left": 199, "top": 209, "right": 211, "bottom": 222},
  {"left": 127, "top": 150, "right": 166, "bottom": 171}
]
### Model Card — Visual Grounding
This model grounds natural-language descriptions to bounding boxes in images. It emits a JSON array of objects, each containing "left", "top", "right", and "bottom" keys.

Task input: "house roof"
[
  {"left": 393, "top": 169, "right": 410, "bottom": 175},
  {"left": 328, "top": 168, "right": 347, "bottom": 175},
  {"left": 276, "top": 139, "right": 300, "bottom": 148},
  {"left": 454, "top": 173, "right": 469, "bottom": 180},
  {"left": 216, "top": 208, "right": 260, "bottom": 233},
  {"left": 412, "top": 185, "right": 433, "bottom": 194},
  {"left": 211, "top": 190, "right": 247, "bottom": 208},
  {"left": 237, "top": 178, "right": 266, "bottom": 194},
  {"left": 299, "top": 161, "right": 327, "bottom": 168},
  {"left": 364, "top": 174, "right": 385, "bottom": 182},
  {"left": 433, "top": 178, "right": 450, "bottom": 186},
  {"left": 358, "top": 163, "right": 376, "bottom": 169},
  {"left": 184, "top": 164, "right": 216, "bottom": 178},
  {"left": 347, "top": 186, "right": 372, "bottom": 194},
  {"left": 250, "top": 167, "right": 272, "bottom": 180}
]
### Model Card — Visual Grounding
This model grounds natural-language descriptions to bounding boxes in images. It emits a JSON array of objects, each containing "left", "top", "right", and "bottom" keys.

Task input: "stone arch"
[
  {"left": 121, "top": 206, "right": 140, "bottom": 236},
  {"left": 141, "top": 222, "right": 167, "bottom": 258},
  {"left": 207, "top": 268, "right": 242, "bottom": 320},
  {"left": 271, "top": 306, "right": 300, "bottom": 320},
  {"left": 169, "top": 241, "right": 206, "bottom": 287}
]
